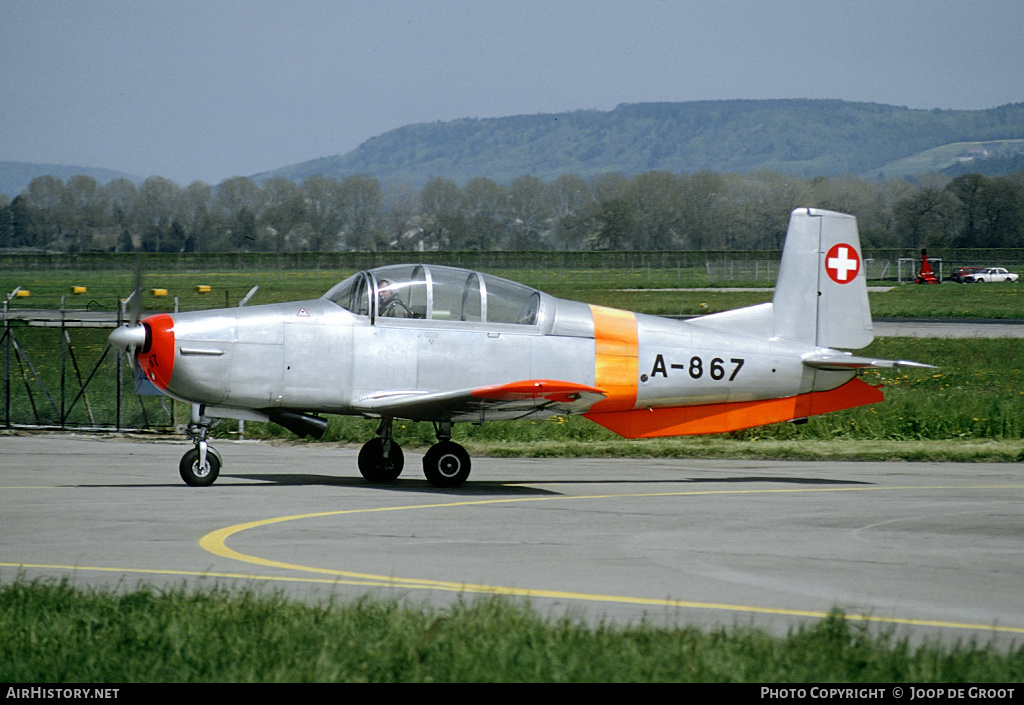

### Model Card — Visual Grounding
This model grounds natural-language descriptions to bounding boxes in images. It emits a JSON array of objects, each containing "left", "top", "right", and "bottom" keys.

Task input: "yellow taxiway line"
[{"left": 196, "top": 484, "right": 1024, "bottom": 636}]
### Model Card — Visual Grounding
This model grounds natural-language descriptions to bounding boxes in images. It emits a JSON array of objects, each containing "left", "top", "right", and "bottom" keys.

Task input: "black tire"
[
  {"left": 358, "top": 437, "right": 404, "bottom": 483},
  {"left": 422, "top": 441, "right": 471, "bottom": 488},
  {"left": 179, "top": 447, "right": 221, "bottom": 487}
]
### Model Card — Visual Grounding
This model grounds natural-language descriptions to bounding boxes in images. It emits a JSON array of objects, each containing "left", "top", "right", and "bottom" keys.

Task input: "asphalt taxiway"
[{"left": 2, "top": 434, "right": 1022, "bottom": 646}]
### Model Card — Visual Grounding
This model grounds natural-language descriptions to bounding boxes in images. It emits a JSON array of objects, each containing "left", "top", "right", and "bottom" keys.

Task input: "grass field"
[
  {"left": 2, "top": 580, "right": 1022, "bottom": 683},
  {"left": 4, "top": 265, "right": 1023, "bottom": 317}
]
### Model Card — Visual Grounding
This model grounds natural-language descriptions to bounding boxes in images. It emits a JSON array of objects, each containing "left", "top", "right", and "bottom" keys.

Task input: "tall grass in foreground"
[{"left": 2, "top": 579, "right": 1022, "bottom": 682}]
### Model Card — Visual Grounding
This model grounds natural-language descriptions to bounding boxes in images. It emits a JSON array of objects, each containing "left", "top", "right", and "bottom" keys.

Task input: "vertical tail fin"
[{"left": 772, "top": 208, "right": 873, "bottom": 349}]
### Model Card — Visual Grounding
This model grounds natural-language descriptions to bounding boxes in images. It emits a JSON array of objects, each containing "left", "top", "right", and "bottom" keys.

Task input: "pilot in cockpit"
[{"left": 378, "top": 279, "right": 413, "bottom": 318}]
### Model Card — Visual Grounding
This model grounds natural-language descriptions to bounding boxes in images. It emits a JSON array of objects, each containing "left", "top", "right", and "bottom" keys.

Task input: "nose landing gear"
[{"left": 180, "top": 409, "right": 222, "bottom": 487}]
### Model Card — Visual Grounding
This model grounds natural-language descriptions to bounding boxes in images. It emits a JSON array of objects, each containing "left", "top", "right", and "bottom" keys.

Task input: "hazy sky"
[{"left": 3, "top": 0, "right": 1023, "bottom": 185}]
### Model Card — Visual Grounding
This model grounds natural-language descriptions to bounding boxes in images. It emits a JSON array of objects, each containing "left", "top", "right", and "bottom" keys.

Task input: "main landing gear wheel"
[
  {"left": 422, "top": 441, "right": 471, "bottom": 488},
  {"left": 179, "top": 447, "right": 221, "bottom": 487},
  {"left": 358, "top": 436, "right": 405, "bottom": 483}
]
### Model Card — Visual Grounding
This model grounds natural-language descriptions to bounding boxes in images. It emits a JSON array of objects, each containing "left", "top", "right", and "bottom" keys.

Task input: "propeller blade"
[
  {"left": 112, "top": 250, "right": 145, "bottom": 370},
  {"left": 131, "top": 250, "right": 143, "bottom": 326}
]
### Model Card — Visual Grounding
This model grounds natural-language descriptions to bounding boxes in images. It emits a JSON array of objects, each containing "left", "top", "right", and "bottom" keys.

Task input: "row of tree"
[{"left": 2, "top": 169, "right": 1023, "bottom": 253}]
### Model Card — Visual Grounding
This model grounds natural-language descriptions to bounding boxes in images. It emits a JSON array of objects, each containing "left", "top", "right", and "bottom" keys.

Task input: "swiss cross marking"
[{"left": 825, "top": 243, "right": 860, "bottom": 284}]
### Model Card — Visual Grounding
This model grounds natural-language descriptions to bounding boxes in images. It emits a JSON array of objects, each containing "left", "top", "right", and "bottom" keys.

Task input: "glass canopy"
[{"left": 324, "top": 264, "right": 542, "bottom": 326}]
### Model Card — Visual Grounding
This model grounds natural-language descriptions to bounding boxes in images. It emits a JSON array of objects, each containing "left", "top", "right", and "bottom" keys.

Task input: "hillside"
[
  {"left": 254, "top": 100, "right": 1024, "bottom": 186},
  {"left": 6, "top": 100, "right": 1024, "bottom": 197},
  {"left": 0, "top": 162, "right": 139, "bottom": 198},
  {"left": 867, "top": 139, "right": 1024, "bottom": 180}
]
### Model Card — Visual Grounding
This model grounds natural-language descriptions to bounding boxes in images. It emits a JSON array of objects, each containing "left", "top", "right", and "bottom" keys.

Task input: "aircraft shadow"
[
  {"left": 487, "top": 476, "right": 873, "bottom": 490},
  {"left": 58, "top": 477, "right": 556, "bottom": 496},
  {"left": 699, "top": 475, "right": 871, "bottom": 485},
  {"left": 224, "top": 473, "right": 871, "bottom": 496},
  {"left": 226, "top": 473, "right": 561, "bottom": 496},
  {"left": 528, "top": 476, "right": 873, "bottom": 486},
  {"left": 66, "top": 474, "right": 869, "bottom": 494}
]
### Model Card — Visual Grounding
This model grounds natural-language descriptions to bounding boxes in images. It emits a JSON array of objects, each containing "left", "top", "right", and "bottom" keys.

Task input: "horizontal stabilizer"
[{"left": 802, "top": 352, "right": 936, "bottom": 371}]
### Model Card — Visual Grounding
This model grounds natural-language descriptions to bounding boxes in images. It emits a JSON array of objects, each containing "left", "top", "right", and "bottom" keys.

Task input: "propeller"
[
  {"left": 108, "top": 250, "right": 149, "bottom": 362},
  {"left": 131, "top": 247, "right": 142, "bottom": 325}
]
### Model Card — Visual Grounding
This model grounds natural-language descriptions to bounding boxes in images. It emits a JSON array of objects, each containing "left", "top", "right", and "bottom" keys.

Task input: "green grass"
[
  {"left": 1, "top": 325, "right": 171, "bottom": 429},
  {"left": 868, "top": 281, "right": 1024, "bottom": 320},
  {"left": 556, "top": 279, "right": 1024, "bottom": 318},
  {"left": 1, "top": 268, "right": 348, "bottom": 313},
  {"left": 5, "top": 266, "right": 1022, "bottom": 318},
  {"left": 2, "top": 579, "right": 1022, "bottom": 682}
]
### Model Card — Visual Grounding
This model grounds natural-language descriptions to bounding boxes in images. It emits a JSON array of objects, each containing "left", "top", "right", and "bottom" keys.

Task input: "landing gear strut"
[
  {"left": 358, "top": 417, "right": 404, "bottom": 483},
  {"left": 180, "top": 406, "right": 222, "bottom": 487},
  {"left": 422, "top": 421, "right": 471, "bottom": 488}
]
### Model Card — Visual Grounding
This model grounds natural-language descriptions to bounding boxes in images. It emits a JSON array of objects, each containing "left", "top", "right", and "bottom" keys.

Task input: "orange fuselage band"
[{"left": 588, "top": 305, "right": 638, "bottom": 413}]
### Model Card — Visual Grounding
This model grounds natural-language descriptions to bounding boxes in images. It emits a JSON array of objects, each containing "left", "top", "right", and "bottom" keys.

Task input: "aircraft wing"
[
  {"left": 802, "top": 352, "right": 935, "bottom": 370},
  {"left": 350, "top": 379, "right": 607, "bottom": 422}
]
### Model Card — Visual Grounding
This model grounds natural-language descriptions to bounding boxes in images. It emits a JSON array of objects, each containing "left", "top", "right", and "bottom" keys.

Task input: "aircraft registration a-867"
[{"left": 108, "top": 208, "right": 930, "bottom": 488}]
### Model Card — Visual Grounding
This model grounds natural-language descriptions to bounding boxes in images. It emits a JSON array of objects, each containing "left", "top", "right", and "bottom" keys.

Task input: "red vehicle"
[{"left": 950, "top": 267, "right": 981, "bottom": 283}]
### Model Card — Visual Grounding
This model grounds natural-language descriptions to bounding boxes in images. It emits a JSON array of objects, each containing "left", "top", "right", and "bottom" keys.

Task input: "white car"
[{"left": 970, "top": 267, "right": 1019, "bottom": 283}]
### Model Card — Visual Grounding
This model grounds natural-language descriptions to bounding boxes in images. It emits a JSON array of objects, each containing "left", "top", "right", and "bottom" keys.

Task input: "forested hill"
[{"left": 256, "top": 100, "right": 1024, "bottom": 185}]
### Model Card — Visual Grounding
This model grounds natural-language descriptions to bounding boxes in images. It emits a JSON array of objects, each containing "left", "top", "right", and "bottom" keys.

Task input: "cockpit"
[{"left": 323, "top": 264, "right": 545, "bottom": 327}]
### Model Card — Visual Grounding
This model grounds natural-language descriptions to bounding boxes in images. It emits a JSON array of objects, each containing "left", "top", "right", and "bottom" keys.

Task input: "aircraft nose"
[
  {"left": 108, "top": 324, "right": 148, "bottom": 352},
  {"left": 136, "top": 314, "right": 175, "bottom": 391}
]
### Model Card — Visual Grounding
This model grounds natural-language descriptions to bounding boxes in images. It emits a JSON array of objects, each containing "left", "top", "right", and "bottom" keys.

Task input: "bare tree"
[{"left": 338, "top": 174, "right": 382, "bottom": 251}]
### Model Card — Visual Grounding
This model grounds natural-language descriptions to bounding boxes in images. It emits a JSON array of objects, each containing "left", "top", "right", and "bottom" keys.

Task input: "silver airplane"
[{"left": 108, "top": 208, "right": 930, "bottom": 488}]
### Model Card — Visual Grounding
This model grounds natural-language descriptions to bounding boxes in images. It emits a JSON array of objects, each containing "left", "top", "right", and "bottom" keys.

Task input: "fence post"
[
  {"left": 115, "top": 297, "right": 122, "bottom": 431},
  {"left": 3, "top": 287, "right": 22, "bottom": 428},
  {"left": 60, "top": 295, "right": 66, "bottom": 429},
  {"left": 3, "top": 295, "right": 8, "bottom": 428}
]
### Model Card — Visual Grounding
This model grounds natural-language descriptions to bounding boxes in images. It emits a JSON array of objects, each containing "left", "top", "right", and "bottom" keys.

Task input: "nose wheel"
[
  {"left": 180, "top": 406, "right": 222, "bottom": 487},
  {"left": 179, "top": 447, "right": 221, "bottom": 487}
]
